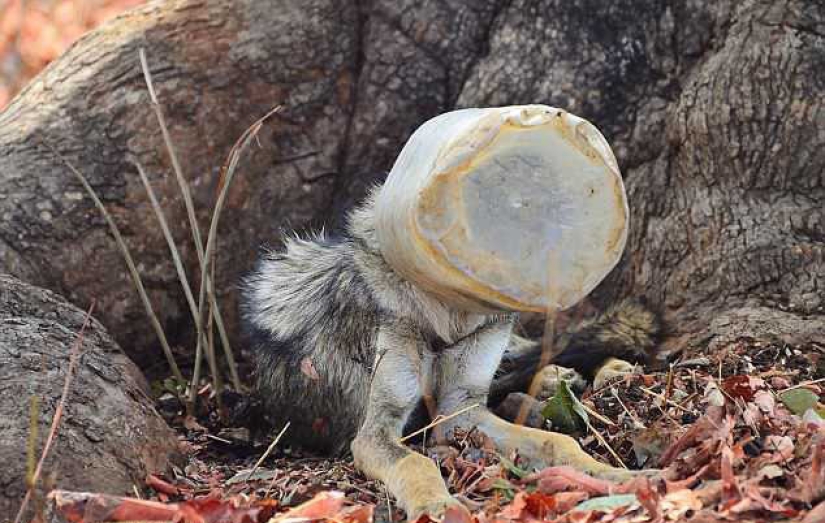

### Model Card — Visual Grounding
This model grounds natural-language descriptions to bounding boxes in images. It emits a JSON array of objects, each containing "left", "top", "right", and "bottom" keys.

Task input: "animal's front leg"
[
  {"left": 458, "top": 409, "right": 638, "bottom": 480},
  {"left": 434, "top": 319, "right": 643, "bottom": 481},
  {"left": 351, "top": 323, "right": 463, "bottom": 520}
]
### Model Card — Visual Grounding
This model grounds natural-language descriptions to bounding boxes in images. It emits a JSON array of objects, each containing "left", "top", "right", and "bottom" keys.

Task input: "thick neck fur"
[{"left": 345, "top": 188, "right": 496, "bottom": 344}]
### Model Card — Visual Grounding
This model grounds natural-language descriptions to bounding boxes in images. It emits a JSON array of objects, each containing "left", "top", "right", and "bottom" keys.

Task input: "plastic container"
[{"left": 375, "top": 105, "right": 628, "bottom": 312}]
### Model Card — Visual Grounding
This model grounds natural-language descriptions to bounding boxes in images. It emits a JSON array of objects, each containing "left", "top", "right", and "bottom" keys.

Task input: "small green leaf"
[
  {"left": 490, "top": 478, "right": 516, "bottom": 500},
  {"left": 499, "top": 456, "right": 529, "bottom": 479},
  {"left": 803, "top": 408, "right": 825, "bottom": 424},
  {"left": 541, "top": 380, "right": 588, "bottom": 434},
  {"left": 574, "top": 494, "right": 639, "bottom": 512},
  {"left": 780, "top": 389, "right": 820, "bottom": 416}
]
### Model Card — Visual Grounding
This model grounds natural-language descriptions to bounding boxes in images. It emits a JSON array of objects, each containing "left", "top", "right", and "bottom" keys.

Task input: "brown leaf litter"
[{"left": 45, "top": 339, "right": 824, "bottom": 523}]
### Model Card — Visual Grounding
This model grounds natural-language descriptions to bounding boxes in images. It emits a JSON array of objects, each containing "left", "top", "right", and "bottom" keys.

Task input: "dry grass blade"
[
  {"left": 398, "top": 403, "right": 480, "bottom": 444},
  {"left": 135, "top": 160, "right": 214, "bottom": 405},
  {"left": 140, "top": 47, "right": 241, "bottom": 392},
  {"left": 208, "top": 281, "right": 237, "bottom": 386},
  {"left": 134, "top": 161, "right": 199, "bottom": 324},
  {"left": 584, "top": 418, "right": 627, "bottom": 469},
  {"left": 14, "top": 302, "right": 95, "bottom": 523},
  {"left": 516, "top": 308, "right": 559, "bottom": 426},
  {"left": 48, "top": 146, "right": 184, "bottom": 382},
  {"left": 246, "top": 422, "right": 291, "bottom": 482},
  {"left": 25, "top": 396, "right": 39, "bottom": 488},
  {"left": 211, "top": 296, "right": 241, "bottom": 389},
  {"left": 140, "top": 47, "right": 209, "bottom": 404},
  {"left": 780, "top": 377, "right": 825, "bottom": 393},
  {"left": 189, "top": 105, "right": 281, "bottom": 407},
  {"left": 517, "top": 250, "right": 569, "bottom": 426},
  {"left": 139, "top": 48, "right": 203, "bottom": 258},
  {"left": 205, "top": 293, "right": 224, "bottom": 413}
]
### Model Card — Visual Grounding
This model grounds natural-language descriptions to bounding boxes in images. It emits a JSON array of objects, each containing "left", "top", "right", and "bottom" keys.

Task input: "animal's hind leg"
[
  {"left": 351, "top": 323, "right": 462, "bottom": 519},
  {"left": 434, "top": 319, "right": 642, "bottom": 481},
  {"left": 491, "top": 299, "right": 658, "bottom": 403},
  {"left": 593, "top": 357, "right": 639, "bottom": 390}
]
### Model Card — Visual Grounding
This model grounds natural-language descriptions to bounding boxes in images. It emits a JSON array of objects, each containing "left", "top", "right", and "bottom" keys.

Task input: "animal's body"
[{"left": 242, "top": 190, "right": 658, "bottom": 518}]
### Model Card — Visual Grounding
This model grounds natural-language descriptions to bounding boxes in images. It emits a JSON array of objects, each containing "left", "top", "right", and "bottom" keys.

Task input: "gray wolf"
[{"left": 242, "top": 188, "right": 658, "bottom": 519}]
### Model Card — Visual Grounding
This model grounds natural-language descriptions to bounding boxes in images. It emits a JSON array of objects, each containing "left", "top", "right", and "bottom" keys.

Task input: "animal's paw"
[
  {"left": 534, "top": 364, "right": 586, "bottom": 401},
  {"left": 593, "top": 358, "right": 639, "bottom": 390},
  {"left": 409, "top": 498, "right": 471, "bottom": 523}
]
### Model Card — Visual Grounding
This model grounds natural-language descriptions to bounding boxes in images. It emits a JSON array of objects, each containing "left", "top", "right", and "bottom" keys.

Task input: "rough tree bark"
[
  {"left": 0, "top": 0, "right": 822, "bottom": 371},
  {"left": 456, "top": 0, "right": 825, "bottom": 354},
  {"left": 0, "top": 274, "right": 180, "bottom": 517}
]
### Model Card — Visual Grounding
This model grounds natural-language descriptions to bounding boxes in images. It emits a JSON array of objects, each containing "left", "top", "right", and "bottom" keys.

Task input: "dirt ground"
[
  {"left": 4, "top": 3, "right": 824, "bottom": 522},
  {"left": 47, "top": 338, "right": 824, "bottom": 523}
]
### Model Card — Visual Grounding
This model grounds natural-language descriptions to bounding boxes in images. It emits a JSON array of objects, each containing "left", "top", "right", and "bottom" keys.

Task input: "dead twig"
[
  {"left": 639, "top": 385, "right": 696, "bottom": 415},
  {"left": 246, "top": 422, "right": 291, "bottom": 482},
  {"left": 205, "top": 433, "right": 233, "bottom": 444},
  {"left": 399, "top": 403, "right": 480, "bottom": 443},
  {"left": 584, "top": 418, "right": 627, "bottom": 469},
  {"left": 611, "top": 387, "right": 646, "bottom": 429},
  {"left": 780, "top": 377, "right": 825, "bottom": 393},
  {"left": 580, "top": 402, "right": 617, "bottom": 428},
  {"left": 14, "top": 302, "right": 96, "bottom": 523}
]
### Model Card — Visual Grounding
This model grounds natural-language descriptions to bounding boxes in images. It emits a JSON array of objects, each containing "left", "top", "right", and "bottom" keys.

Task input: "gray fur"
[
  {"left": 242, "top": 188, "right": 501, "bottom": 453},
  {"left": 242, "top": 188, "right": 658, "bottom": 456}
]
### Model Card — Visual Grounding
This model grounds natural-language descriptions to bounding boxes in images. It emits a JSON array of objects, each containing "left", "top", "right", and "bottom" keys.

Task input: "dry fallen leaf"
[
  {"left": 49, "top": 490, "right": 279, "bottom": 523},
  {"left": 660, "top": 489, "right": 703, "bottom": 520},
  {"left": 764, "top": 434, "right": 795, "bottom": 463},
  {"left": 525, "top": 466, "right": 615, "bottom": 495},
  {"left": 722, "top": 376, "right": 764, "bottom": 401},
  {"left": 269, "top": 491, "right": 345, "bottom": 522},
  {"left": 300, "top": 357, "right": 320, "bottom": 380}
]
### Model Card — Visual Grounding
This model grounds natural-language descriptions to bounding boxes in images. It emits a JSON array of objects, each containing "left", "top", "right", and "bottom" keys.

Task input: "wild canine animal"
[
  {"left": 242, "top": 192, "right": 658, "bottom": 517},
  {"left": 242, "top": 106, "right": 659, "bottom": 519}
]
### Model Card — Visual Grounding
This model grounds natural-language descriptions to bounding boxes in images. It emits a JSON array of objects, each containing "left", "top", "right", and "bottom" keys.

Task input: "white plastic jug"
[{"left": 375, "top": 105, "right": 628, "bottom": 313}]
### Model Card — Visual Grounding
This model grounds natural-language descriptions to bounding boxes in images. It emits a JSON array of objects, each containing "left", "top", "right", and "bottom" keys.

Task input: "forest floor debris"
[{"left": 46, "top": 339, "right": 824, "bottom": 523}]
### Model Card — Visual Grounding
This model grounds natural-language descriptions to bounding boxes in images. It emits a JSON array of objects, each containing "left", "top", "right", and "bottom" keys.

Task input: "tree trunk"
[
  {"left": 0, "top": 0, "right": 822, "bottom": 372},
  {"left": 454, "top": 0, "right": 825, "bottom": 354},
  {"left": 0, "top": 274, "right": 180, "bottom": 518}
]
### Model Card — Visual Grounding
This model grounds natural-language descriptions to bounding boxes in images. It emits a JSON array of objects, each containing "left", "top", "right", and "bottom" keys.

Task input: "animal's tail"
[{"left": 489, "top": 298, "right": 660, "bottom": 404}]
